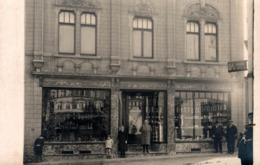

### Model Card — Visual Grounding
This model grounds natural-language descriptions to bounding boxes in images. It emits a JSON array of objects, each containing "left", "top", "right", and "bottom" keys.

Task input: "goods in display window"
[
  {"left": 42, "top": 88, "right": 110, "bottom": 142},
  {"left": 174, "top": 91, "right": 231, "bottom": 141}
]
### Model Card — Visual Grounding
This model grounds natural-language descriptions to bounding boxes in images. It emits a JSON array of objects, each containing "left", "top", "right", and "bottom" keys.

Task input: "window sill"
[
  {"left": 54, "top": 54, "right": 102, "bottom": 60},
  {"left": 183, "top": 60, "right": 226, "bottom": 65},
  {"left": 128, "top": 57, "right": 159, "bottom": 62}
]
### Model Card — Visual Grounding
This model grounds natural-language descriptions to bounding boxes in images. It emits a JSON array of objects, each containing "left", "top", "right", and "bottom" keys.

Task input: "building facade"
[{"left": 25, "top": 0, "right": 246, "bottom": 161}]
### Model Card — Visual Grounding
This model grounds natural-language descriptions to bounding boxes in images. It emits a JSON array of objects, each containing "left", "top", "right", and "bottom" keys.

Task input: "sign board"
[{"left": 228, "top": 61, "right": 247, "bottom": 72}]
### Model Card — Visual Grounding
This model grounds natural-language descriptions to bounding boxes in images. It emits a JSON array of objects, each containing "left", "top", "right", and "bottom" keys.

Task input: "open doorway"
[{"left": 121, "top": 91, "right": 167, "bottom": 144}]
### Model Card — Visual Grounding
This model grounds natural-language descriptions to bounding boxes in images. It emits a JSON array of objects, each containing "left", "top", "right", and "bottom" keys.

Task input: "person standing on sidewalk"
[
  {"left": 226, "top": 120, "right": 238, "bottom": 154},
  {"left": 212, "top": 121, "right": 224, "bottom": 153},
  {"left": 140, "top": 120, "right": 152, "bottom": 154},
  {"left": 118, "top": 125, "right": 128, "bottom": 158},
  {"left": 105, "top": 135, "right": 114, "bottom": 159}
]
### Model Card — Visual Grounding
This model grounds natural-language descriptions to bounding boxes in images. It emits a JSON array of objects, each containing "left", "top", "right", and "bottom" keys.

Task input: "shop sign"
[
  {"left": 42, "top": 79, "right": 111, "bottom": 88},
  {"left": 228, "top": 61, "right": 247, "bottom": 72}
]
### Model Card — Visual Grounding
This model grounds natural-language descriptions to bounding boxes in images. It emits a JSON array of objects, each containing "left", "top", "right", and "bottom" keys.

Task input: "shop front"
[{"left": 39, "top": 77, "right": 243, "bottom": 160}]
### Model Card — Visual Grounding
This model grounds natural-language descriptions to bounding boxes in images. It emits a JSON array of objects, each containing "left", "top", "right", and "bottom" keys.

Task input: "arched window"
[
  {"left": 59, "top": 11, "right": 75, "bottom": 54},
  {"left": 186, "top": 22, "right": 200, "bottom": 60},
  {"left": 133, "top": 17, "right": 153, "bottom": 58},
  {"left": 205, "top": 23, "right": 217, "bottom": 61},
  {"left": 81, "top": 13, "right": 96, "bottom": 55}
]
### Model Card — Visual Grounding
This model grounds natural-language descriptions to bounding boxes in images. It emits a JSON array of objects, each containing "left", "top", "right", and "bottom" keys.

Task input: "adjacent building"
[{"left": 24, "top": 0, "right": 246, "bottom": 161}]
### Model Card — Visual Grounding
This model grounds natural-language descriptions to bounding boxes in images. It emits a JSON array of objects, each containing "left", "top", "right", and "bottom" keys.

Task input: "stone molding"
[
  {"left": 55, "top": 0, "right": 101, "bottom": 10},
  {"left": 184, "top": 3, "right": 220, "bottom": 21},
  {"left": 120, "top": 81, "right": 167, "bottom": 90},
  {"left": 175, "top": 82, "right": 231, "bottom": 91},
  {"left": 129, "top": 0, "right": 156, "bottom": 17},
  {"left": 42, "top": 79, "right": 111, "bottom": 88}
]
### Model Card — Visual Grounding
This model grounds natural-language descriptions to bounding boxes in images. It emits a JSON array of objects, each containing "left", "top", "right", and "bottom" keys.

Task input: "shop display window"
[
  {"left": 174, "top": 91, "right": 231, "bottom": 141},
  {"left": 42, "top": 88, "right": 110, "bottom": 142}
]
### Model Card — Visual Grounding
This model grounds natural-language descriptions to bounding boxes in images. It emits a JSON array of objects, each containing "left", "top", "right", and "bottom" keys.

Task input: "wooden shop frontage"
[{"left": 38, "top": 75, "right": 241, "bottom": 161}]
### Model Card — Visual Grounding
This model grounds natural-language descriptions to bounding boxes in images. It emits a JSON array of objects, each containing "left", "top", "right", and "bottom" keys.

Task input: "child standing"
[{"left": 105, "top": 135, "right": 114, "bottom": 159}]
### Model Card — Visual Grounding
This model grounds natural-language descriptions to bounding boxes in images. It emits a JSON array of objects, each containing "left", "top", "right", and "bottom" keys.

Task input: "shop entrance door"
[{"left": 122, "top": 91, "right": 167, "bottom": 144}]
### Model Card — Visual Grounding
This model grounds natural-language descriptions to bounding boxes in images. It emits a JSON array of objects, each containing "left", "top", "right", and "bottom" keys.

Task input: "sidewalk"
[{"left": 25, "top": 153, "right": 240, "bottom": 165}]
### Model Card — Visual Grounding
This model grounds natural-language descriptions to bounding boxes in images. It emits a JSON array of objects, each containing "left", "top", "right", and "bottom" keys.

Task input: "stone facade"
[{"left": 25, "top": 0, "right": 245, "bottom": 162}]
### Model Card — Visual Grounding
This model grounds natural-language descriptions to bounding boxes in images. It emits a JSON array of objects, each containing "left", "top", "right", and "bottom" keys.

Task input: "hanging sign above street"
[{"left": 228, "top": 60, "right": 247, "bottom": 72}]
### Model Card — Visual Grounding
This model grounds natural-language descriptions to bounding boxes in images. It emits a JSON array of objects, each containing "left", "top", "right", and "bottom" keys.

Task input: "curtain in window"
[
  {"left": 186, "top": 34, "right": 199, "bottom": 60},
  {"left": 81, "top": 27, "right": 96, "bottom": 54},
  {"left": 205, "top": 35, "right": 217, "bottom": 61},
  {"left": 59, "top": 25, "right": 74, "bottom": 53}
]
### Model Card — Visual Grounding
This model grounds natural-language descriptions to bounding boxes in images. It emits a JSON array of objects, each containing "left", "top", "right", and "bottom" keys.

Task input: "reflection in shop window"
[
  {"left": 174, "top": 91, "right": 231, "bottom": 141},
  {"left": 42, "top": 88, "right": 110, "bottom": 142}
]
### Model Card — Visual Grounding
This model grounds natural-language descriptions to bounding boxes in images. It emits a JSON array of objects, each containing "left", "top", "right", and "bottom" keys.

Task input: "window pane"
[
  {"left": 143, "top": 19, "right": 148, "bottom": 29},
  {"left": 194, "top": 23, "right": 199, "bottom": 32},
  {"left": 213, "top": 25, "right": 216, "bottom": 33},
  {"left": 133, "top": 31, "right": 142, "bottom": 57},
  {"left": 91, "top": 14, "right": 96, "bottom": 25},
  {"left": 59, "top": 12, "right": 64, "bottom": 22},
  {"left": 86, "top": 14, "right": 91, "bottom": 24},
  {"left": 42, "top": 88, "right": 111, "bottom": 142},
  {"left": 181, "top": 100, "right": 194, "bottom": 138},
  {"left": 65, "top": 12, "right": 70, "bottom": 23},
  {"left": 205, "top": 35, "right": 217, "bottom": 61},
  {"left": 59, "top": 25, "right": 74, "bottom": 53},
  {"left": 138, "top": 18, "right": 142, "bottom": 28},
  {"left": 186, "top": 34, "right": 199, "bottom": 60},
  {"left": 143, "top": 31, "right": 152, "bottom": 57},
  {"left": 81, "top": 14, "right": 86, "bottom": 24},
  {"left": 190, "top": 22, "right": 195, "bottom": 32},
  {"left": 70, "top": 13, "right": 74, "bottom": 23},
  {"left": 81, "top": 27, "right": 96, "bottom": 54}
]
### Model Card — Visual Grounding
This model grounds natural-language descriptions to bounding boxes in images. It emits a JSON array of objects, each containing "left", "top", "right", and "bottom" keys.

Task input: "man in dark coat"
[
  {"left": 226, "top": 120, "right": 238, "bottom": 154},
  {"left": 140, "top": 120, "right": 152, "bottom": 154},
  {"left": 244, "top": 125, "right": 253, "bottom": 165},
  {"left": 237, "top": 133, "right": 247, "bottom": 165},
  {"left": 212, "top": 121, "right": 224, "bottom": 153},
  {"left": 117, "top": 125, "right": 128, "bottom": 158},
  {"left": 34, "top": 135, "right": 44, "bottom": 160}
]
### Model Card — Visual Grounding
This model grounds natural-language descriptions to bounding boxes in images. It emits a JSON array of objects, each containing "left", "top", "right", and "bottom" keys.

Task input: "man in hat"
[
  {"left": 226, "top": 120, "right": 237, "bottom": 154},
  {"left": 212, "top": 121, "right": 224, "bottom": 153}
]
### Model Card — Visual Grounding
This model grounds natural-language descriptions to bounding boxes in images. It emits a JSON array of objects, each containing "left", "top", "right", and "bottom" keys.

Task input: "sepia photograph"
[{"left": 0, "top": 0, "right": 259, "bottom": 164}]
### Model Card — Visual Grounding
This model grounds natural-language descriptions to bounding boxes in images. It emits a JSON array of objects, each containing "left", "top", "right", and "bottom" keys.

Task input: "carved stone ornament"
[
  {"left": 56, "top": 0, "right": 101, "bottom": 9},
  {"left": 185, "top": 4, "right": 220, "bottom": 21},
  {"left": 42, "top": 79, "right": 111, "bottom": 88},
  {"left": 130, "top": 0, "right": 155, "bottom": 16},
  {"left": 120, "top": 81, "right": 167, "bottom": 90}
]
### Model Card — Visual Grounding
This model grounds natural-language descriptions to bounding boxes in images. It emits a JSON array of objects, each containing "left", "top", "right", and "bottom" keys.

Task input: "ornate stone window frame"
[
  {"left": 53, "top": 0, "right": 102, "bottom": 59},
  {"left": 128, "top": 0, "right": 158, "bottom": 60},
  {"left": 183, "top": 3, "right": 222, "bottom": 63}
]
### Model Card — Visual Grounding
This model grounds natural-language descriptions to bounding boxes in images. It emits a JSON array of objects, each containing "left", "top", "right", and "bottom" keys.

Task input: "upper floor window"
[
  {"left": 81, "top": 13, "right": 96, "bottom": 55},
  {"left": 186, "top": 22, "right": 199, "bottom": 61},
  {"left": 133, "top": 17, "right": 153, "bottom": 58},
  {"left": 59, "top": 11, "right": 75, "bottom": 54},
  {"left": 205, "top": 23, "right": 217, "bottom": 61}
]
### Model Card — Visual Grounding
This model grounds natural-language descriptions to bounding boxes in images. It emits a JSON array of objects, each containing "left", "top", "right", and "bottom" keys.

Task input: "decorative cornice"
[
  {"left": 184, "top": 3, "right": 220, "bottom": 21},
  {"left": 130, "top": 0, "right": 156, "bottom": 16},
  {"left": 55, "top": 0, "right": 101, "bottom": 10}
]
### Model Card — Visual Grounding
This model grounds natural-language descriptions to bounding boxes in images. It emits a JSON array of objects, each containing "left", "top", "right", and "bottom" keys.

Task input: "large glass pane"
[
  {"left": 205, "top": 35, "right": 217, "bottom": 61},
  {"left": 143, "top": 31, "right": 152, "bottom": 57},
  {"left": 42, "top": 88, "right": 110, "bottom": 142},
  {"left": 175, "top": 92, "right": 231, "bottom": 141},
  {"left": 59, "top": 25, "right": 74, "bottom": 53},
  {"left": 187, "top": 34, "right": 199, "bottom": 60},
  {"left": 81, "top": 26, "right": 96, "bottom": 54},
  {"left": 133, "top": 31, "right": 142, "bottom": 57}
]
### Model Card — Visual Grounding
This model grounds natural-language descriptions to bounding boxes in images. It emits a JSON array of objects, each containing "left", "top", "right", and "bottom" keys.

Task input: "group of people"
[
  {"left": 212, "top": 120, "right": 253, "bottom": 165},
  {"left": 106, "top": 119, "right": 152, "bottom": 158}
]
